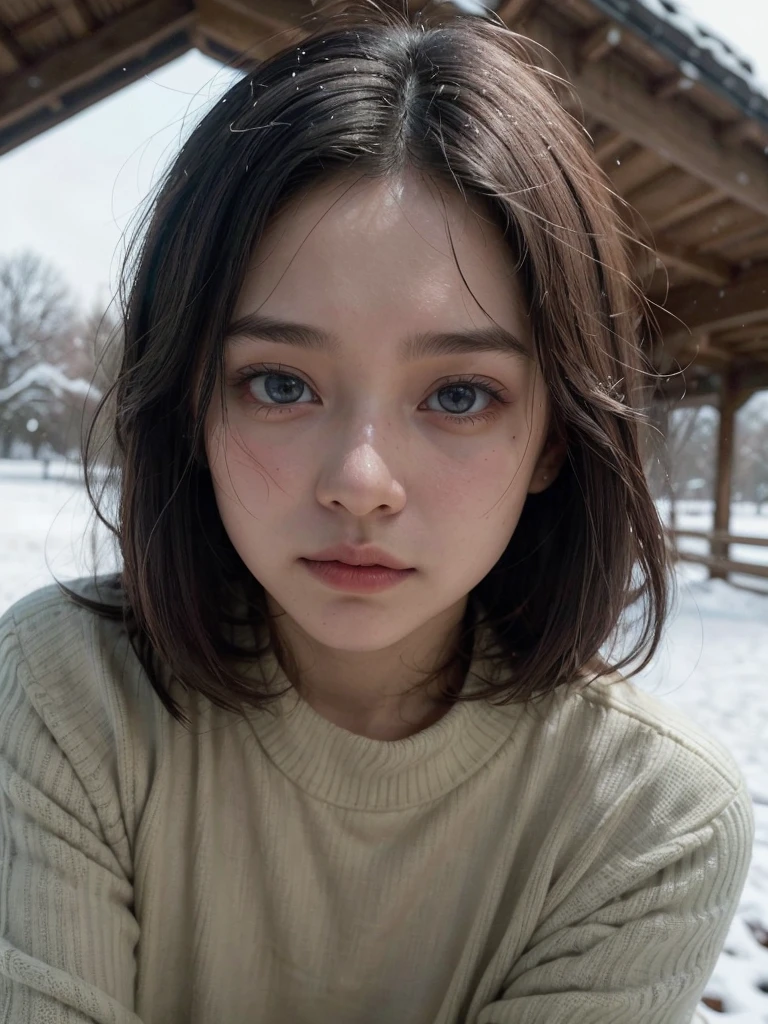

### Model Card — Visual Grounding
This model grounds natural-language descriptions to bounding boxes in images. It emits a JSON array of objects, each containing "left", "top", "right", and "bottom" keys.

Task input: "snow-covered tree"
[
  {"left": 0, "top": 252, "right": 124, "bottom": 460},
  {"left": 0, "top": 250, "right": 74, "bottom": 381}
]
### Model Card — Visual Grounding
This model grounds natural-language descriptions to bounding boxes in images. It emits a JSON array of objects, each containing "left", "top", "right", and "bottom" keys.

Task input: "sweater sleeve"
[
  {"left": 0, "top": 606, "right": 145, "bottom": 1023},
  {"left": 475, "top": 778, "right": 754, "bottom": 1024}
]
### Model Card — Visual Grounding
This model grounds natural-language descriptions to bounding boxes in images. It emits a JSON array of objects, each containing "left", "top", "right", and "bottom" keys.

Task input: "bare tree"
[
  {"left": 0, "top": 250, "right": 76, "bottom": 457},
  {"left": 736, "top": 392, "right": 768, "bottom": 510},
  {"left": 0, "top": 250, "right": 75, "bottom": 378}
]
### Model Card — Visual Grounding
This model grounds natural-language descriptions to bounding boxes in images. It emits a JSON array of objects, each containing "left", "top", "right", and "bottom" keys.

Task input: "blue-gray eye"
[
  {"left": 250, "top": 372, "right": 311, "bottom": 404},
  {"left": 429, "top": 384, "right": 491, "bottom": 415}
]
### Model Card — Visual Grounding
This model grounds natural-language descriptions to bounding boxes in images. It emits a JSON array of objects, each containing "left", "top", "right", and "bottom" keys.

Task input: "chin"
[{"left": 289, "top": 599, "right": 427, "bottom": 653}]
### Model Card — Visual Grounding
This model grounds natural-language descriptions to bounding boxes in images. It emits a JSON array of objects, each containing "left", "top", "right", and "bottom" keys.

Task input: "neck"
[{"left": 267, "top": 597, "right": 472, "bottom": 741}]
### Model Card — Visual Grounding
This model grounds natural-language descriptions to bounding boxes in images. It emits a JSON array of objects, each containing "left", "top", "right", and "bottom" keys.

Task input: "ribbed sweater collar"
[{"left": 241, "top": 616, "right": 525, "bottom": 811}]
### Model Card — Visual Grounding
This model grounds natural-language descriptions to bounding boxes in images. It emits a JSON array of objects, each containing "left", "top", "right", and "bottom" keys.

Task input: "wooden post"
[{"left": 710, "top": 369, "right": 739, "bottom": 579}]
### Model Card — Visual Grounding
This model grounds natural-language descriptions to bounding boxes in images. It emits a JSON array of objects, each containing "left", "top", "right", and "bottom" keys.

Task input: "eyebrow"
[{"left": 224, "top": 313, "right": 531, "bottom": 362}]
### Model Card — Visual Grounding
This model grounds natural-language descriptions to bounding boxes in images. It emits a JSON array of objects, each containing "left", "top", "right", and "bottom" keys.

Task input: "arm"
[
  {"left": 0, "top": 613, "right": 144, "bottom": 1023},
  {"left": 475, "top": 781, "right": 754, "bottom": 1023}
]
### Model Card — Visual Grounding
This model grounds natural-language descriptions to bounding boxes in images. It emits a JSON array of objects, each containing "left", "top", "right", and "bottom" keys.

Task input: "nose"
[{"left": 315, "top": 427, "right": 406, "bottom": 519}]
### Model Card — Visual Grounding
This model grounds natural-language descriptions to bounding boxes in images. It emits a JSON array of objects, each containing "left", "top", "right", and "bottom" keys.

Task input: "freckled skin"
[{"left": 205, "top": 170, "right": 565, "bottom": 727}]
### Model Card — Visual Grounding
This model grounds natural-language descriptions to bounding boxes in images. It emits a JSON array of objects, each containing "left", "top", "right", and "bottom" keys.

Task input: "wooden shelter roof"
[{"left": 1, "top": 0, "right": 768, "bottom": 397}]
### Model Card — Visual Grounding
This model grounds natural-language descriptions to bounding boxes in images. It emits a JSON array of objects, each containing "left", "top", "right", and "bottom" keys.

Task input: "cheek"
[
  {"left": 420, "top": 446, "right": 532, "bottom": 559},
  {"left": 425, "top": 431, "right": 534, "bottom": 509},
  {"left": 206, "top": 420, "right": 310, "bottom": 512}
]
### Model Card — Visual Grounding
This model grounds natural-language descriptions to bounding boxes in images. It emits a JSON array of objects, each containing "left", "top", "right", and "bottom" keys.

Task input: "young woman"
[{"left": 0, "top": 3, "right": 754, "bottom": 1022}]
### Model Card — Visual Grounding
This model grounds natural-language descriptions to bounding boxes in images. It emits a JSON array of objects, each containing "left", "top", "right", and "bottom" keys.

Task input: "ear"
[{"left": 528, "top": 426, "right": 568, "bottom": 495}]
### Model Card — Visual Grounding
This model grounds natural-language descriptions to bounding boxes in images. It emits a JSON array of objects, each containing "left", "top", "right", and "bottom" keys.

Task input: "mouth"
[
  {"left": 299, "top": 557, "right": 416, "bottom": 594},
  {"left": 302, "top": 544, "right": 414, "bottom": 572}
]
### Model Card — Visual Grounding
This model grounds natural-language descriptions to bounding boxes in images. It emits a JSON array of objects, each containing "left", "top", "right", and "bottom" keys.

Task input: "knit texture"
[{"left": 0, "top": 581, "right": 754, "bottom": 1024}]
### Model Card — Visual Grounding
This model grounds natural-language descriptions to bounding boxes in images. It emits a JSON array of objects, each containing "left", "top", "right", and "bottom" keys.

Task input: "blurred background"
[{"left": 0, "top": 0, "right": 766, "bottom": 1019}]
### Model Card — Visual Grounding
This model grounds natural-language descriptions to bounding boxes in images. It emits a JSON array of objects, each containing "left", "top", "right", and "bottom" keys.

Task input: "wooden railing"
[{"left": 668, "top": 529, "right": 768, "bottom": 580}]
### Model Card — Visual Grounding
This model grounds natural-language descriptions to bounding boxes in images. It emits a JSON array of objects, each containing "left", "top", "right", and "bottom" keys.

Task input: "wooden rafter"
[
  {"left": 728, "top": 335, "right": 768, "bottom": 354},
  {"left": 718, "top": 119, "right": 761, "bottom": 148},
  {"left": 0, "top": 18, "right": 27, "bottom": 70},
  {"left": 0, "top": 0, "right": 195, "bottom": 134},
  {"left": 49, "top": 0, "right": 94, "bottom": 38},
  {"left": 653, "top": 242, "right": 730, "bottom": 288},
  {"left": 520, "top": 13, "right": 768, "bottom": 219},
  {"left": 623, "top": 206, "right": 730, "bottom": 288},
  {"left": 652, "top": 73, "right": 697, "bottom": 102},
  {"left": 698, "top": 220, "right": 768, "bottom": 256},
  {"left": 196, "top": 0, "right": 301, "bottom": 64},
  {"left": 717, "top": 323, "right": 768, "bottom": 343},
  {"left": 496, "top": 0, "right": 539, "bottom": 26},
  {"left": 688, "top": 341, "right": 733, "bottom": 368},
  {"left": 578, "top": 21, "right": 622, "bottom": 65},
  {"left": 0, "top": 32, "right": 191, "bottom": 156},
  {"left": 593, "top": 128, "right": 626, "bottom": 163},
  {"left": 659, "top": 263, "right": 768, "bottom": 338},
  {"left": 11, "top": 8, "right": 63, "bottom": 39},
  {"left": 651, "top": 188, "right": 724, "bottom": 233},
  {"left": 610, "top": 145, "right": 667, "bottom": 194}
]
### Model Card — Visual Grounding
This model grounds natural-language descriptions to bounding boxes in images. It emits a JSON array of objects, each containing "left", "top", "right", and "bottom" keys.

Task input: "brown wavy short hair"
[{"left": 70, "top": 0, "right": 670, "bottom": 726}]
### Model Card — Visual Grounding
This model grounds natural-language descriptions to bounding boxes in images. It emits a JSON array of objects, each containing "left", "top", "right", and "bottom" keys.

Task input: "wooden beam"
[
  {"left": 0, "top": 0, "right": 195, "bottom": 134},
  {"left": 610, "top": 145, "right": 667, "bottom": 194},
  {"left": 656, "top": 361, "right": 768, "bottom": 404},
  {"left": 658, "top": 262, "right": 768, "bottom": 338},
  {"left": 729, "top": 334, "right": 768, "bottom": 354},
  {"left": 718, "top": 119, "right": 761, "bottom": 149},
  {"left": 522, "top": 13, "right": 768, "bottom": 219},
  {"left": 652, "top": 188, "right": 722, "bottom": 232},
  {"left": 497, "top": 0, "right": 539, "bottom": 26},
  {"left": 205, "top": 0, "right": 298, "bottom": 35},
  {"left": 0, "top": 19, "right": 26, "bottom": 70},
  {"left": 717, "top": 323, "right": 768, "bottom": 343},
  {"left": 578, "top": 22, "right": 622, "bottom": 65},
  {"left": 653, "top": 242, "right": 730, "bottom": 287},
  {"left": 675, "top": 551, "right": 768, "bottom": 580},
  {"left": 688, "top": 345, "right": 733, "bottom": 369},
  {"left": 711, "top": 368, "right": 739, "bottom": 578},
  {"left": 593, "top": 128, "right": 625, "bottom": 163},
  {"left": 698, "top": 220, "right": 768, "bottom": 255},
  {"left": 673, "top": 529, "right": 768, "bottom": 548},
  {"left": 650, "top": 327, "right": 691, "bottom": 376},
  {"left": 652, "top": 72, "right": 697, "bottom": 102},
  {"left": 0, "top": 31, "right": 191, "bottom": 157},
  {"left": 624, "top": 206, "right": 730, "bottom": 287},
  {"left": 49, "top": 0, "right": 94, "bottom": 38},
  {"left": 11, "top": 8, "right": 62, "bottom": 39},
  {"left": 195, "top": 0, "right": 300, "bottom": 65}
]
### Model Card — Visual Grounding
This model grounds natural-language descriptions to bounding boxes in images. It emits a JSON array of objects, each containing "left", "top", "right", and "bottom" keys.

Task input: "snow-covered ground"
[{"left": 1, "top": 459, "right": 767, "bottom": 1021}]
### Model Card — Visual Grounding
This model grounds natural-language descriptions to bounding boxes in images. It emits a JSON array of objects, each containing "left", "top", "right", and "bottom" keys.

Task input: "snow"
[
  {"left": 0, "top": 458, "right": 766, "bottom": 1020},
  {"left": 636, "top": 0, "right": 757, "bottom": 81},
  {"left": 631, "top": 0, "right": 768, "bottom": 96},
  {"left": 449, "top": 0, "right": 496, "bottom": 14},
  {"left": 0, "top": 362, "right": 101, "bottom": 406}
]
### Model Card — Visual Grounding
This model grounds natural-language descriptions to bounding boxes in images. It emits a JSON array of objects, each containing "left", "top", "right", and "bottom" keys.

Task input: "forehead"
[{"left": 233, "top": 171, "right": 529, "bottom": 342}]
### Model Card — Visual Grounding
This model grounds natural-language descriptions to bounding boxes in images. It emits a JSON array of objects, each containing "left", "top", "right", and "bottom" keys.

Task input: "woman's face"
[{"left": 206, "top": 171, "right": 563, "bottom": 652}]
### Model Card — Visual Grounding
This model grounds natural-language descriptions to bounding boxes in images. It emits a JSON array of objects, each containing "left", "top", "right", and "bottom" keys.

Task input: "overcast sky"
[{"left": 0, "top": 0, "right": 766, "bottom": 308}]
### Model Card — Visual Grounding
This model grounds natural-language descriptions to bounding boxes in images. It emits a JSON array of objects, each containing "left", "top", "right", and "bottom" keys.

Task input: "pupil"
[
  {"left": 439, "top": 384, "right": 474, "bottom": 414},
  {"left": 265, "top": 373, "right": 303, "bottom": 403}
]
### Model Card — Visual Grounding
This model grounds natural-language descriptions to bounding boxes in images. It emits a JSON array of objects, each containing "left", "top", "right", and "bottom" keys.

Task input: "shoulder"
[
  {"left": 519, "top": 671, "right": 756, "bottom": 934},
  {"left": 0, "top": 577, "right": 142, "bottom": 726},
  {"left": 0, "top": 579, "right": 166, "bottom": 834},
  {"left": 573, "top": 670, "right": 746, "bottom": 797},
  {"left": 1, "top": 575, "right": 123, "bottom": 646},
  {"left": 524, "top": 669, "right": 754, "bottom": 865}
]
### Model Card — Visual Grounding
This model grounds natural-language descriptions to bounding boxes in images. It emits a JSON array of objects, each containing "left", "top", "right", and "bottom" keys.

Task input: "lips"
[{"left": 302, "top": 543, "right": 413, "bottom": 571}]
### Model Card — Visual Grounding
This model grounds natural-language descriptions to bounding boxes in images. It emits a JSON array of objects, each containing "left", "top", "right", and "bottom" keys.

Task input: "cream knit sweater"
[{"left": 0, "top": 581, "right": 754, "bottom": 1023}]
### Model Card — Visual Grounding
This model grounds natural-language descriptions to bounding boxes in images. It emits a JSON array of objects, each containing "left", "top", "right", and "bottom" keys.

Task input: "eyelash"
[{"left": 230, "top": 362, "right": 510, "bottom": 425}]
